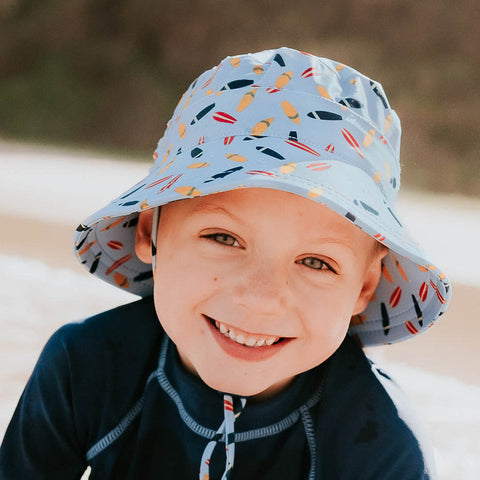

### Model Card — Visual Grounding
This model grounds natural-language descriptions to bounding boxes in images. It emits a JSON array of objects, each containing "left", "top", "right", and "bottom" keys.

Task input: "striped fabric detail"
[
  {"left": 86, "top": 371, "right": 157, "bottom": 461},
  {"left": 85, "top": 335, "right": 325, "bottom": 470},
  {"left": 300, "top": 406, "right": 316, "bottom": 480}
]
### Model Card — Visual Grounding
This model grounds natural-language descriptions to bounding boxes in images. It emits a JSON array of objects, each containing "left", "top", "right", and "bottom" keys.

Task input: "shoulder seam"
[{"left": 85, "top": 370, "right": 157, "bottom": 462}]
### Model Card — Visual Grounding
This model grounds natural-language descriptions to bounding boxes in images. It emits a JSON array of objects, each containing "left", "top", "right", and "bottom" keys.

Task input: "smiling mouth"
[{"left": 205, "top": 315, "right": 284, "bottom": 348}]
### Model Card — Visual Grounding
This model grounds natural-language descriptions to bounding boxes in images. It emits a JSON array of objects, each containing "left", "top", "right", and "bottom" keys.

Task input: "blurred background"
[
  {"left": 1, "top": 1, "right": 479, "bottom": 478},
  {"left": 1, "top": 0, "right": 479, "bottom": 194}
]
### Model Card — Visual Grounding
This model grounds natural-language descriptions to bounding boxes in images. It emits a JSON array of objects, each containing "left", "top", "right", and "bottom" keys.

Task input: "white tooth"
[
  {"left": 265, "top": 337, "right": 276, "bottom": 346},
  {"left": 235, "top": 335, "right": 245, "bottom": 345},
  {"left": 228, "top": 329, "right": 236, "bottom": 340},
  {"left": 219, "top": 324, "right": 228, "bottom": 334},
  {"left": 245, "top": 337, "right": 257, "bottom": 347},
  {"left": 215, "top": 321, "right": 220, "bottom": 329},
  {"left": 255, "top": 338, "right": 265, "bottom": 347}
]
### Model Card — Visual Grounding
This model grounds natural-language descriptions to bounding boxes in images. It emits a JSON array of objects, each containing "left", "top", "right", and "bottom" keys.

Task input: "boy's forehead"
[
  {"left": 168, "top": 188, "right": 314, "bottom": 215},
  {"left": 164, "top": 187, "right": 371, "bottom": 243}
]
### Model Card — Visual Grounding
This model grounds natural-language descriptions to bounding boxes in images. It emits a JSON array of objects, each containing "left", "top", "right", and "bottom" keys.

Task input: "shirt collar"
[{"left": 159, "top": 335, "right": 326, "bottom": 432}]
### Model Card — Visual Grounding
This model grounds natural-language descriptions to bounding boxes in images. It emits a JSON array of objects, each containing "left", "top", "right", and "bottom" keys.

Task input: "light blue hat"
[{"left": 73, "top": 47, "right": 451, "bottom": 346}]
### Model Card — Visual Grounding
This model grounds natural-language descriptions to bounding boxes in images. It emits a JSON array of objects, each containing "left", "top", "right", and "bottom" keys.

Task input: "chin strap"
[
  {"left": 199, "top": 395, "right": 247, "bottom": 480},
  {"left": 151, "top": 207, "right": 160, "bottom": 274}
]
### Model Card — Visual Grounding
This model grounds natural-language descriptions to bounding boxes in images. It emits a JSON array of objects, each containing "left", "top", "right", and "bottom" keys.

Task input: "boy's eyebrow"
[
  {"left": 185, "top": 203, "right": 243, "bottom": 222},
  {"left": 308, "top": 236, "right": 357, "bottom": 254}
]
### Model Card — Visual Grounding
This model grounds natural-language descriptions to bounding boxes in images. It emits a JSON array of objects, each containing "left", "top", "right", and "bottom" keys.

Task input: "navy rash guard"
[{"left": 0, "top": 298, "right": 435, "bottom": 479}]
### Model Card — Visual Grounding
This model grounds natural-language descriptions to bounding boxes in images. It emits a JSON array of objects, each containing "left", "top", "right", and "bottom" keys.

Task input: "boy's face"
[{"left": 136, "top": 188, "right": 385, "bottom": 400}]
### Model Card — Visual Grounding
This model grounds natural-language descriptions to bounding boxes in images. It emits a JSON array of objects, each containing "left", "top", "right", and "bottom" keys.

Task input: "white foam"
[
  {"left": 0, "top": 141, "right": 149, "bottom": 225},
  {"left": 382, "top": 362, "right": 480, "bottom": 478},
  {"left": 0, "top": 253, "right": 137, "bottom": 440},
  {"left": 396, "top": 192, "right": 480, "bottom": 287}
]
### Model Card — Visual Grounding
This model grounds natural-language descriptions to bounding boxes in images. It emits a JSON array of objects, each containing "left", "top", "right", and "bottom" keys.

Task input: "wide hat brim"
[
  {"left": 73, "top": 47, "right": 451, "bottom": 346},
  {"left": 73, "top": 137, "right": 450, "bottom": 347}
]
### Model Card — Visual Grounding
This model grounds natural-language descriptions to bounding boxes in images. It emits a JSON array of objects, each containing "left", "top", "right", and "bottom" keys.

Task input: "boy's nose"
[{"left": 231, "top": 261, "right": 288, "bottom": 316}]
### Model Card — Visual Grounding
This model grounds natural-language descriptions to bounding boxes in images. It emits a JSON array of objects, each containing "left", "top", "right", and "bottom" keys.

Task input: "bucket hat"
[{"left": 73, "top": 47, "right": 451, "bottom": 347}]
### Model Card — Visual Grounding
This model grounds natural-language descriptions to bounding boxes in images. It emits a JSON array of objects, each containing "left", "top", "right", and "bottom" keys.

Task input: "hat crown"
[{"left": 160, "top": 47, "right": 401, "bottom": 205}]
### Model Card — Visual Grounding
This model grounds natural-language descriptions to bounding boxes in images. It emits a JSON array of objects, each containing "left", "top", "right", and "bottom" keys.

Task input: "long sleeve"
[
  {"left": 315, "top": 337, "right": 436, "bottom": 479},
  {"left": 0, "top": 327, "right": 87, "bottom": 479}
]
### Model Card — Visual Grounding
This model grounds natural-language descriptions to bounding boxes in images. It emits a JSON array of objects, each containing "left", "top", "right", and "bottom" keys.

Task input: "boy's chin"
[
  {"left": 176, "top": 346, "right": 295, "bottom": 400},
  {"left": 202, "top": 375, "right": 295, "bottom": 402}
]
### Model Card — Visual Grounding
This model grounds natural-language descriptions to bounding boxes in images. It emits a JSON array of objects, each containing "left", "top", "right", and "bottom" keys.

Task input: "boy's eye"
[
  {"left": 297, "top": 257, "right": 337, "bottom": 273},
  {"left": 203, "top": 233, "right": 240, "bottom": 247}
]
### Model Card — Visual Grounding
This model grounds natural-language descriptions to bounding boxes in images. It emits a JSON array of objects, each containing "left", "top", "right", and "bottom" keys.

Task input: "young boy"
[{"left": 0, "top": 47, "right": 451, "bottom": 479}]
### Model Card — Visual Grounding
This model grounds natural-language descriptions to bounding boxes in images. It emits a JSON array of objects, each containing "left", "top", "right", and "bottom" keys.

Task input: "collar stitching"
[{"left": 156, "top": 336, "right": 325, "bottom": 442}]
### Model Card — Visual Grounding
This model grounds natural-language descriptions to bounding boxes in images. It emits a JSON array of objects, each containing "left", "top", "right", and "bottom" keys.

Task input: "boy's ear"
[
  {"left": 135, "top": 210, "right": 154, "bottom": 264},
  {"left": 352, "top": 246, "right": 388, "bottom": 315}
]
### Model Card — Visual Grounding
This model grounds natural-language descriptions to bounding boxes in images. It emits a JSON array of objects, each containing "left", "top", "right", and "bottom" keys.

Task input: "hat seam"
[
  {"left": 155, "top": 132, "right": 397, "bottom": 202},
  {"left": 175, "top": 86, "right": 398, "bottom": 160}
]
